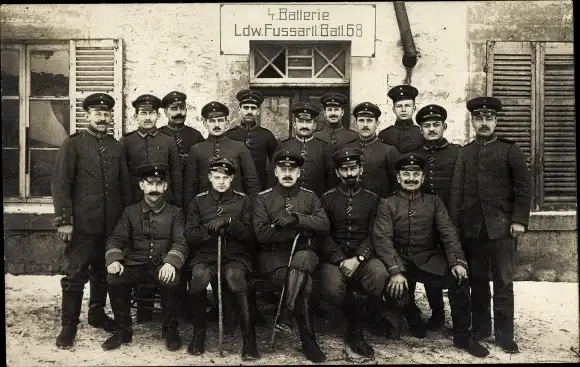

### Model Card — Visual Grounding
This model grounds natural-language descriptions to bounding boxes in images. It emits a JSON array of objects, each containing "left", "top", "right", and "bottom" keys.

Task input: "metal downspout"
[{"left": 393, "top": 1, "right": 418, "bottom": 84}]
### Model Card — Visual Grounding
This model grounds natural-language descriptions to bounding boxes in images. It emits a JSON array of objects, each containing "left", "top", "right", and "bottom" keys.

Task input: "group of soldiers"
[{"left": 51, "top": 83, "right": 532, "bottom": 362}]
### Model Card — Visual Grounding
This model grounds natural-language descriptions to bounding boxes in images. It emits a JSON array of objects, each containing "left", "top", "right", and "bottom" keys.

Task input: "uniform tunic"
[
  {"left": 184, "top": 135, "right": 260, "bottom": 210},
  {"left": 269, "top": 136, "right": 333, "bottom": 197},
  {"left": 378, "top": 120, "right": 424, "bottom": 154},
  {"left": 313, "top": 124, "right": 358, "bottom": 153},
  {"left": 159, "top": 123, "right": 205, "bottom": 165},
  {"left": 227, "top": 121, "right": 278, "bottom": 190},
  {"left": 121, "top": 128, "right": 183, "bottom": 207},
  {"left": 411, "top": 138, "right": 461, "bottom": 208},
  {"left": 343, "top": 135, "right": 401, "bottom": 198}
]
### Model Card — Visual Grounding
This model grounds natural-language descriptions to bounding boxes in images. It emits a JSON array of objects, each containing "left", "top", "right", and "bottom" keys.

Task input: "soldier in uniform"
[
  {"left": 159, "top": 91, "right": 205, "bottom": 167},
  {"left": 227, "top": 89, "right": 278, "bottom": 191},
  {"left": 269, "top": 102, "right": 333, "bottom": 198},
  {"left": 318, "top": 148, "right": 388, "bottom": 359},
  {"left": 373, "top": 153, "right": 489, "bottom": 358},
  {"left": 122, "top": 94, "right": 183, "bottom": 207},
  {"left": 449, "top": 97, "right": 532, "bottom": 353},
  {"left": 407, "top": 104, "right": 462, "bottom": 330},
  {"left": 378, "top": 85, "right": 423, "bottom": 153},
  {"left": 254, "top": 150, "right": 330, "bottom": 363},
  {"left": 184, "top": 155, "right": 260, "bottom": 360},
  {"left": 102, "top": 163, "right": 189, "bottom": 351},
  {"left": 184, "top": 101, "right": 261, "bottom": 211},
  {"left": 51, "top": 93, "right": 130, "bottom": 349},
  {"left": 312, "top": 92, "right": 357, "bottom": 151},
  {"left": 344, "top": 102, "right": 400, "bottom": 198}
]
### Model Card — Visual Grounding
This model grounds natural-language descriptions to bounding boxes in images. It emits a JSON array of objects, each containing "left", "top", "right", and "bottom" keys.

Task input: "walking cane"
[
  {"left": 217, "top": 233, "right": 224, "bottom": 357},
  {"left": 269, "top": 232, "right": 301, "bottom": 349}
]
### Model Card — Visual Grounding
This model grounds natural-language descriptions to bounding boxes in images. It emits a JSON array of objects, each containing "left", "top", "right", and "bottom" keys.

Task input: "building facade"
[{"left": 1, "top": 2, "right": 576, "bottom": 280}]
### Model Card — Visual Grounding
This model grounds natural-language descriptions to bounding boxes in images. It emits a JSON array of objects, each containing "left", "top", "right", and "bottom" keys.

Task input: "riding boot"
[
  {"left": 87, "top": 276, "right": 117, "bottom": 333},
  {"left": 276, "top": 268, "right": 308, "bottom": 332},
  {"left": 135, "top": 284, "right": 154, "bottom": 323},
  {"left": 343, "top": 291, "right": 374, "bottom": 358},
  {"left": 188, "top": 291, "right": 207, "bottom": 355},
  {"left": 161, "top": 287, "right": 181, "bottom": 351},
  {"left": 236, "top": 291, "right": 260, "bottom": 361},
  {"left": 102, "top": 284, "right": 133, "bottom": 351},
  {"left": 248, "top": 288, "right": 266, "bottom": 326},
  {"left": 56, "top": 289, "right": 83, "bottom": 349},
  {"left": 296, "top": 286, "right": 326, "bottom": 363}
]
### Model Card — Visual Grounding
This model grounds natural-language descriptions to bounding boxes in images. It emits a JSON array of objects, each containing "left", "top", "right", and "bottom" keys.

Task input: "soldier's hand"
[
  {"left": 273, "top": 214, "right": 298, "bottom": 227},
  {"left": 387, "top": 273, "right": 408, "bottom": 299},
  {"left": 510, "top": 222, "right": 526, "bottom": 238},
  {"left": 339, "top": 257, "right": 361, "bottom": 278},
  {"left": 57, "top": 224, "right": 74, "bottom": 243},
  {"left": 107, "top": 261, "right": 124, "bottom": 275},
  {"left": 208, "top": 217, "right": 230, "bottom": 235},
  {"left": 451, "top": 265, "right": 468, "bottom": 283},
  {"left": 158, "top": 263, "right": 176, "bottom": 284}
]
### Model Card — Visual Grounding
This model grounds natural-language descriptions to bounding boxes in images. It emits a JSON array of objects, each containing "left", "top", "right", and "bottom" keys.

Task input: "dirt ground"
[{"left": 5, "top": 274, "right": 580, "bottom": 366}]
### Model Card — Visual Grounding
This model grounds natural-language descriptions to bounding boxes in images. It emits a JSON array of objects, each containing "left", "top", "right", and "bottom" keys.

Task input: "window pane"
[
  {"left": 288, "top": 58, "right": 312, "bottom": 68},
  {"left": 29, "top": 100, "right": 70, "bottom": 148},
  {"left": 256, "top": 52, "right": 286, "bottom": 79},
  {"left": 30, "top": 50, "right": 69, "bottom": 97},
  {"left": 287, "top": 46, "right": 311, "bottom": 57},
  {"left": 254, "top": 52, "right": 267, "bottom": 76},
  {"left": 256, "top": 44, "right": 284, "bottom": 60},
  {"left": 2, "top": 148, "right": 19, "bottom": 198},
  {"left": 315, "top": 51, "right": 346, "bottom": 78},
  {"left": 30, "top": 149, "right": 57, "bottom": 197},
  {"left": 288, "top": 69, "right": 311, "bottom": 78},
  {"left": 1, "top": 99, "right": 20, "bottom": 147},
  {"left": 1, "top": 49, "right": 20, "bottom": 96}
]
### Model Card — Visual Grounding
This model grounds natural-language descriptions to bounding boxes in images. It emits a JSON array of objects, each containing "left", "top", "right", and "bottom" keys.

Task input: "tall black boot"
[
  {"left": 188, "top": 291, "right": 207, "bottom": 355},
  {"left": 369, "top": 295, "right": 401, "bottom": 339},
  {"left": 135, "top": 284, "right": 154, "bottom": 323},
  {"left": 102, "top": 284, "right": 133, "bottom": 351},
  {"left": 343, "top": 292, "right": 374, "bottom": 358},
  {"left": 425, "top": 286, "right": 445, "bottom": 331},
  {"left": 161, "top": 287, "right": 182, "bottom": 351},
  {"left": 236, "top": 291, "right": 260, "bottom": 361},
  {"left": 87, "top": 277, "right": 117, "bottom": 333},
  {"left": 248, "top": 288, "right": 266, "bottom": 326},
  {"left": 276, "top": 268, "right": 308, "bottom": 332},
  {"left": 56, "top": 289, "right": 83, "bottom": 349},
  {"left": 296, "top": 288, "right": 326, "bottom": 363}
]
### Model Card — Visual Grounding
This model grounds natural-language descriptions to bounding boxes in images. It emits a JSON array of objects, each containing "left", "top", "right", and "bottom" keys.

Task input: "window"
[
  {"left": 487, "top": 41, "right": 576, "bottom": 211},
  {"left": 1, "top": 39, "right": 123, "bottom": 202},
  {"left": 250, "top": 42, "right": 350, "bottom": 85}
]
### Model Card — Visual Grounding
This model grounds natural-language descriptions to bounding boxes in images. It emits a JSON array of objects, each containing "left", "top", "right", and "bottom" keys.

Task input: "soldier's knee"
[
  {"left": 290, "top": 250, "right": 319, "bottom": 273},
  {"left": 105, "top": 273, "right": 125, "bottom": 286},
  {"left": 189, "top": 265, "right": 214, "bottom": 294},
  {"left": 224, "top": 267, "right": 248, "bottom": 293},
  {"left": 317, "top": 264, "right": 345, "bottom": 303}
]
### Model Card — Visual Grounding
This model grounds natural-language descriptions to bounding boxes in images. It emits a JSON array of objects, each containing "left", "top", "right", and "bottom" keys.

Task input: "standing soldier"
[
  {"left": 344, "top": 102, "right": 400, "bottom": 198},
  {"left": 159, "top": 91, "right": 205, "bottom": 167},
  {"left": 407, "top": 104, "right": 462, "bottom": 330},
  {"left": 227, "top": 89, "right": 278, "bottom": 191},
  {"left": 102, "top": 163, "right": 189, "bottom": 351},
  {"left": 313, "top": 92, "right": 357, "bottom": 151},
  {"left": 449, "top": 97, "right": 531, "bottom": 353},
  {"left": 184, "top": 155, "right": 260, "bottom": 360},
  {"left": 51, "top": 93, "right": 130, "bottom": 349},
  {"left": 378, "top": 85, "right": 423, "bottom": 153},
  {"left": 184, "top": 101, "right": 260, "bottom": 211},
  {"left": 318, "top": 148, "right": 388, "bottom": 360},
  {"left": 122, "top": 94, "right": 183, "bottom": 207},
  {"left": 270, "top": 101, "right": 333, "bottom": 198},
  {"left": 254, "top": 150, "right": 330, "bottom": 363}
]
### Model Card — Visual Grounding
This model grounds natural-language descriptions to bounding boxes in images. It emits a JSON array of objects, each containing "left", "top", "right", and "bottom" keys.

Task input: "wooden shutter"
[
  {"left": 69, "top": 39, "right": 123, "bottom": 139},
  {"left": 538, "top": 42, "right": 576, "bottom": 209},
  {"left": 487, "top": 41, "right": 537, "bottom": 207}
]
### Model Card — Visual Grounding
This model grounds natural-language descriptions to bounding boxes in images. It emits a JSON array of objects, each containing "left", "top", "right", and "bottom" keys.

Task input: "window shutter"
[
  {"left": 69, "top": 39, "right": 123, "bottom": 139},
  {"left": 539, "top": 42, "right": 576, "bottom": 209}
]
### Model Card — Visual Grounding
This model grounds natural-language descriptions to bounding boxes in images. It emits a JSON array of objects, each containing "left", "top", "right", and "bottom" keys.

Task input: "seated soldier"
[
  {"left": 184, "top": 155, "right": 260, "bottom": 360},
  {"left": 102, "top": 163, "right": 188, "bottom": 351},
  {"left": 253, "top": 149, "right": 330, "bottom": 363},
  {"left": 373, "top": 153, "right": 489, "bottom": 358},
  {"left": 318, "top": 148, "right": 389, "bottom": 360}
]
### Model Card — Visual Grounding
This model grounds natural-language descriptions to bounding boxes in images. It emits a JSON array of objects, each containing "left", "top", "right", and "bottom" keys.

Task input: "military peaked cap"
[
  {"left": 201, "top": 101, "right": 230, "bottom": 119},
  {"left": 83, "top": 93, "right": 115, "bottom": 112},
  {"left": 416, "top": 104, "right": 448, "bottom": 125},
  {"left": 162, "top": 91, "right": 187, "bottom": 108},
  {"left": 388, "top": 85, "right": 419, "bottom": 103}
]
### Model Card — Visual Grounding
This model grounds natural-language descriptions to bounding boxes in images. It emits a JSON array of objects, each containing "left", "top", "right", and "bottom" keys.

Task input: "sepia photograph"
[{"left": 1, "top": 1, "right": 578, "bottom": 365}]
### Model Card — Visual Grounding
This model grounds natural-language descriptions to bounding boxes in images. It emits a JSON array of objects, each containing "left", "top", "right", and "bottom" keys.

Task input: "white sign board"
[{"left": 220, "top": 3, "right": 376, "bottom": 57}]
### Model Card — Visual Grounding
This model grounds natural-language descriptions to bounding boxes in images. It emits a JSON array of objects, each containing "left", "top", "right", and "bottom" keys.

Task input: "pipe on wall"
[{"left": 393, "top": 1, "right": 418, "bottom": 70}]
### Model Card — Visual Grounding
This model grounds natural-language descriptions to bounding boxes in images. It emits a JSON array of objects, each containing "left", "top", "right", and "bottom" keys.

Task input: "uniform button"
[
  {"left": 149, "top": 255, "right": 152, "bottom": 258},
  {"left": 150, "top": 249, "right": 153, "bottom": 252},
  {"left": 348, "top": 227, "right": 352, "bottom": 230},
  {"left": 151, "top": 243, "right": 154, "bottom": 246}
]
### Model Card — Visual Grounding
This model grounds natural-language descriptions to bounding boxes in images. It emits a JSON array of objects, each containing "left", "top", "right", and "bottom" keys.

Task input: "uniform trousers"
[
  {"left": 259, "top": 249, "right": 319, "bottom": 290},
  {"left": 189, "top": 259, "right": 251, "bottom": 294}
]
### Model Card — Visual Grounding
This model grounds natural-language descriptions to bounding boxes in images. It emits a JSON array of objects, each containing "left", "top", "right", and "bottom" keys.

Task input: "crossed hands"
[
  {"left": 271, "top": 214, "right": 298, "bottom": 228},
  {"left": 207, "top": 216, "right": 230, "bottom": 235}
]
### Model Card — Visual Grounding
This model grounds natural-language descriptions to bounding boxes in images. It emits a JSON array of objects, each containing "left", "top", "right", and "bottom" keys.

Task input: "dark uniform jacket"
[
  {"left": 373, "top": 191, "right": 467, "bottom": 277},
  {"left": 269, "top": 136, "right": 334, "bottom": 197},
  {"left": 319, "top": 184, "right": 380, "bottom": 265},
  {"left": 51, "top": 129, "right": 131, "bottom": 235},
  {"left": 184, "top": 135, "right": 261, "bottom": 211},
  {"left": 344, "top": 135, "right": 401, "bottom": 198},
  {"left": 227, "top": 122, "right": 278, "bottom": 190},
  {"left": 105, "top": 200, "right": 189, "bottom": 270},
  {"left": 313, "top": 124, "right": 358, "bottom": 152},
  {"left": 378, "top": 120, "right": 424, "bottom": 154},
  {"left": 411, "top": 138, "right": 461, "bottom": 208},
  {"left": 448, "top": 134, "right": 532, "bottom": 240},
  {"left": 121, "top": 128, "right": 183, "bottom": 207},
  {"left": 253, "top": 184, "right": 330, "bottom": 252},
  {"left": 185, "top": 189, "right": 254, "bottom": 269},
  {"left": 159, "top": 123, "right": 205, "bottom": 165}
]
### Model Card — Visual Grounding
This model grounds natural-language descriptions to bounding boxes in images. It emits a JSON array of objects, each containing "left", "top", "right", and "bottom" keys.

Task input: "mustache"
[
  {"left": 282, "top": 176, "right": 293, "bottom": 181},
  {"left": 328, "top": 115, "right": 338, "bottom": 118},
  {"left": 147, "top": 192, "right": 162, "bottom": 196},
  {"left": 403, "top": 180, "right": 420, "bottom": 185},
  {"left": 144, "top": 120, "right": 153, "bottom": 124},
  {"left": 299, "top": 128, "right": 310, "bottom": 131},
  {"left": 479, "top": 127, "right": 490, "bottom": 130},
  {"left": 172, "top": 114, "right": 186, "bottom": 119},
  {"left": 96, "top": 121, "right": 108, "bottom": 125},
  {"left": 213, "top": 127, "right": 222, "bottom": 130}
]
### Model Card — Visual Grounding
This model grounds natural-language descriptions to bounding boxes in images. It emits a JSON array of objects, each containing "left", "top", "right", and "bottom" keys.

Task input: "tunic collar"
[
  {"left": 86, "top": 125, "right": 107, "bottom": 139},
  {"left": 166, "top": 122, "right": 185, "bottom": 131},
  {"left": 394, "top": 119, "right": 416, "bottom": 129},
  {"left": 338, "top": 183, "right": 362, "bottom": 197},
  {"left": 397, "top": 189, "right": 423, "bottom": 201},
  {"left": 324, "top": 123, "right": 345, "bottom": 133},
  {"left": 274, "top": 183, "right": 301, "bottom": 197},
  {"left": 137, "top": 127, "right": 158, "bottom": 138},
  {"left": 141, "top": 198, "right": 167, "bottom": 214},
  {"left": 475, "top": 133, "right": 498, "bottom": 146},
  {"left": 358, "top": 134, "right": 378, "bottom": 147},
  {"left": 209, "top": 188, "right": 235, "bottom": 202},
  {"left": 239, "top": 120, "right": 258, "bottom": 131},
  {"left": 207, "top": 134, "right": 228, "bottom": 143},
  {"left": 295, "top": 135, "right": 314, "bottom": 143},
  {"left": 423, "top": 138, "right": 450, "bottom": 151}
]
